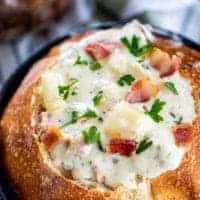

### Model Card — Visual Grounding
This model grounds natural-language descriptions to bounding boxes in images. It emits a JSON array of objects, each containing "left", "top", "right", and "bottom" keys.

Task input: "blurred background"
[{"left": 0, "top": 0, "right": 199, "bottom": 91}]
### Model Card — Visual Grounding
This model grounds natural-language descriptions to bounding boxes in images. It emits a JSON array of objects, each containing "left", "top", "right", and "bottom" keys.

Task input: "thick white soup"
[{"left": 38, "top": 21, "right": 195, "bottom": 190}]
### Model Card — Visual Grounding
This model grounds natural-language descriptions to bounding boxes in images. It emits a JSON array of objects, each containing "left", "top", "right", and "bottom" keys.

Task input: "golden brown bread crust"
[
  {"left": 0, "top": 31, "right": 200, "bottom": 200},
  {"left": 151, "top": 39, "right": 200, "bottom": 200}
]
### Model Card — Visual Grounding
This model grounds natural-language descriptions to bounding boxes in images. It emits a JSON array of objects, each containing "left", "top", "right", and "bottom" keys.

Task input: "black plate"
[{"left": 0, "top": 18, "right": 199, "bottom": 200}]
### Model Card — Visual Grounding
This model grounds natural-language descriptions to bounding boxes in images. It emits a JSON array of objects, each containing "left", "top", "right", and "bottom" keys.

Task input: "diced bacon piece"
[
  {"left": 126, "top": 78, "right": 158, "bottom": 103},
  {"left": 108, "top": 139, "right": 137, "bottom": 156},
  {"left": 160, "top": 55, "right": 181, "bottom": 77},
  {"left": 173, "top": 124, "right": 192, "bottom": 146},
  {"left": 40, "top": 126, "right": 63, "bottom": 149},
  {"left": 149, "top": 48, "right": 181, "bottom": 77},
  {"left": 85, "top": 41, "right": 120, "bottom": 59}
]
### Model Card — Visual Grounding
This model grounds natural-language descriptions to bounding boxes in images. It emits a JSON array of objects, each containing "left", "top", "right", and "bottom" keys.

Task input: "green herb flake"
[
  {"left": 60, "top": 111, "right": 79, "bottom": 128},
  {"left": 93, "top": 91, "right": 103, "bottom": 106},
  {"left": 68, "top": 111, "right": 79, "bottom": 124},
  {"left": 138, "top": 44, "right": 153, "bottom": 57},
  {"left": 164, "top": 82, "right": 178, "bottom": 95},
  {"left": 58, "top": 85, "right": 69, "bottom": 100},
  {"left": 60, "top": 108, "right": 102, "bottom": 128},
  {"left": 117, "top": 74, "right": 135, "bottom": 86},
  {"left": 73, "top": 55, "right": 102, "bottom": 71},
  {"left": 82, "top": 126, "right": 101, "bottom": 144},
  {"left": 89, "top": 61, "right": 102, "bottom": 71},
  {"left": 145, "top": 99, "right": 166, "bottom": 123},
  {"left": 58, "top": 78, "right": 78, "bottom": 100},
  {"left": 136, "top": 138, "right": 153, "bottom": 154},
  {"left": 81, "top": 108, "right": 98, "bottom": 119},
  {"left": 121, "top": 35, "right": 153, "bottom": 57},
  {"left": 74, "top": 55, "right": 88, "bottom": 66}
]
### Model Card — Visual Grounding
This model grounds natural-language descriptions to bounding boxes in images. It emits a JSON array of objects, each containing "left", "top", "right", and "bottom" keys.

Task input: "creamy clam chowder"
[{"left": 38, "top": 21, "right": 195, "bottom": 190}]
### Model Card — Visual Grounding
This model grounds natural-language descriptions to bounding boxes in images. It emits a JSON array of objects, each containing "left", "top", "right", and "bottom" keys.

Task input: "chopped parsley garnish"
[
  {"left": 74, "top": 55, "right": 88, "bottom": 66},
  {"left": 58, "top": 78, "right": 78, "bottom": 100},
  {"left": 136, "top": 138, "right": 153, "bottom": 154},
  {"left": 93, "top": 91, "right": 103, "bottom": 106},
  {"left": 81, "top": 108, "right": 98, "bottom": 118},
  {"left": 59, "top": 111, "right": 79, "bottom": 128},
  {"left": 117, "top": 74, "right": 135, "bottom": 86},
  {"left": 60, "top": 108, "right": 102, "bottom": 128},
  {"left": 74, "top": 55, "right": 102, "bottom": 71},
  {"left": 89, "top": 61, "right": 102, "bottom": 71},
  {"left": 120, "top": 35, "right": 153, "bottom": 57},
  {"left": 170, "top": 112, "right": 183, "bottom": 124},
  {"left": 164, "top": 82, "right": 178, "bottom": 95},
  {"left": 58, "top": 86, "right": 69, "bottom": 100},
  {"left": 67, "top": 111, "right": 79, "bottom": 124},
  {"left": 82, "top": 126, "right": 101, "bottom": 144},
  {"left": 144, "top": 99, "right": 166, "bottom": 123}
]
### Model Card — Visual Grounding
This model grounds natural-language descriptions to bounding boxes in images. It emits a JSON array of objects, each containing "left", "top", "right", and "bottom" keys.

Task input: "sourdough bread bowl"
[{"left": 0, "top": 21, "right": 200, "bottom": 200}]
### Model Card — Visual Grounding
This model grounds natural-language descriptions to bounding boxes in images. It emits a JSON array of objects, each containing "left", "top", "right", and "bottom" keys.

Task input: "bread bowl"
[{"left": 0, "top": 20, "right": 200, "bottom": 200}]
